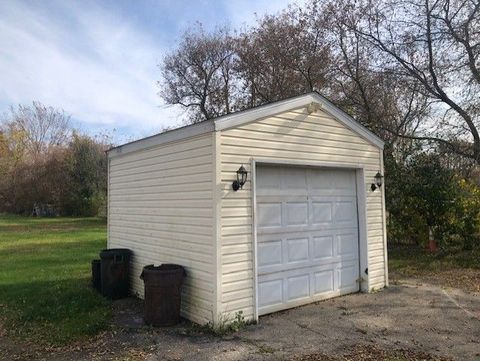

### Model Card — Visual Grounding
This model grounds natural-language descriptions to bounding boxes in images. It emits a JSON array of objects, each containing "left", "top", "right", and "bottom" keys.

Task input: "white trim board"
[{"left": 251, "top": 159, "right": 259, "bottom": 322}]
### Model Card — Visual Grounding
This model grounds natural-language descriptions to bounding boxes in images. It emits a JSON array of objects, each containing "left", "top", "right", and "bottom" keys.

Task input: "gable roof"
[
  {"left": 214, "top": 92, "right": 384, "bottom": 148},
  {"left": 108, "top": 92, "right": 384, "bottom": 157}
]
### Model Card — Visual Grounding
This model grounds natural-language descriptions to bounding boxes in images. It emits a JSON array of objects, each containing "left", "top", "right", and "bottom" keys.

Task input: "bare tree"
[
  {"left": 345, "top": 0, "right": 480, "bottom": 162},
  {"left": 158, "top": 0, "right": 453, "bottom": 162},
  {"left": 3, "top": 101, "right": 71, "bottom": 158},
  {"left": 159, "top": 25, "right": 238, "bottom": 122},
  {"left": 235, "top": 5, "right": 331, "bottom": 107},
  {"left": 320, "top": 3, "right": 431, "bottom": 157}
]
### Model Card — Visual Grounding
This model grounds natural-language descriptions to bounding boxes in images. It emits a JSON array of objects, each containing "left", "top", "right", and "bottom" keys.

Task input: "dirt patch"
[
  {"left": 293, "top": 344, "right": 452, "bottom": 361},
  {"left": 390, "top": 268, "right": 480, "bottom": 294}
]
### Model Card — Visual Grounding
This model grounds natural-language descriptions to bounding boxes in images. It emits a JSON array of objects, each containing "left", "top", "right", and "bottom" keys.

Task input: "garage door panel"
[
  {"left": 258, "top": 224, "right": 357, "bottom": 236},
  {"left": 257, "top": 260, "right": 359, "bottom": 314},
  {"left": 307, "top": 169, "right": 333, "bottom": 190},
  {"left": 334, "top": 200, "right": 357, "bottom": 224},
  {"left": 258, "top": 231, "right": 358, "bottom": 274},
  {"left": 259, "top": 257, "right": 357, "bottom": 275},
  {"left": 257, "top": 203, "right": 282, "bottom": 228},
  {"left": 287, "top": 274, "right": 310, "bottom": 301},
  {"left": 314, "top": 270, "right": 334, "bottom": 294},
  {"left": 258, "top": 279, "right": 283, "bottom": 308},
  {"left": 312, "top": 235, "right": 334, "bottom": 259},
  {"left": 337, "top": 233, "right": 358, "bottom": 256},
  {"left": 256, "top": 166, "right": 360, "bottom": 316},
  {"left": 257, "top": 240, "right": 282, "bottom": 267},
  {"left": 286, "top": 237, "right": 309, "bottom": 263},
  {"left": 311, "top": 202, "right": 333, "bottom": 224},
  {"left": 257, "top": 166, "right": 281, "bottom": 190},
  {"left": 284, "top": 167, "right": 307, "bottom": 189},
  {"left": 334, "top": 170, "right": 356, "bottom": 190},
  {"left": 285, "top": 202, "right": 309, "bottom": 226},
  {"left": 338, "top": 265, "right": 358, "bottom": 290}
]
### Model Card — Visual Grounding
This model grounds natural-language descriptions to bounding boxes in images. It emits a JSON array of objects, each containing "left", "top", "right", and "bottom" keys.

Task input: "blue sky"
[{"left": 0, "top": 0, "right": 296, "bottom": 142}]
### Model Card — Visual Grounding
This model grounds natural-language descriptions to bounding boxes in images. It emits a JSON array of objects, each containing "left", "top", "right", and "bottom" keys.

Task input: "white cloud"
[
  {"left": 0, "top": 1, "right": 185, "bottom": 137},
  {"left": 224, "top": 0, "right": 304, "bottom": 27},
  {"left": 0, "top": 0, "right": 299, "bottom": 139}
]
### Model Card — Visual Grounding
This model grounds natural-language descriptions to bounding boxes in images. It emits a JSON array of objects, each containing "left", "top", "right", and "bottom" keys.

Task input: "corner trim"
[
  {"left": 380, "top": 151, "right": 389, "bottom": 287},
  {"left": 212, "top": 131, "right": 222, "bottom": 325},
  {"left": 251, "top": 159, "right": 259, "bottom": 322}
]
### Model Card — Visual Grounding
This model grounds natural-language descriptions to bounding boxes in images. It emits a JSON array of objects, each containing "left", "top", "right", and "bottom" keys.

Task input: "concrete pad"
[{"left": 148, "top": 282, "right": 480, "bottom": 360}]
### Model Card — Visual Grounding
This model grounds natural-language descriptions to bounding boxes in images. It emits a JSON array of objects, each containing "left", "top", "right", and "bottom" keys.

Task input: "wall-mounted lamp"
[
  {"left": 232, "top": 165, "right": 248, "bottom": 191},
  {"left": 371, "top": 171, "right": 384, "bottom": 192}
]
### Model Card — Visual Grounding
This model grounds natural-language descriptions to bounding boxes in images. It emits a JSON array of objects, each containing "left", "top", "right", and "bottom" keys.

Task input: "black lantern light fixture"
[
  {"left": 232, "top": 165, "right": 248, "bottom": 191},
  {"left": 371, "top": 171, "right": 384, "bottom": 192}
]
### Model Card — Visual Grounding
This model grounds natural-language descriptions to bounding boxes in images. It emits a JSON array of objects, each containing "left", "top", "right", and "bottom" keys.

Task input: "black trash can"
[
  {"left": 100, "top": 248, "right": 131, "bottom": 299},
  {"left": 140, "top": 264, "right": 186, "bottom": 326},
  {"left": 91, "top": 259, "right": 101, "bottom": 291}
]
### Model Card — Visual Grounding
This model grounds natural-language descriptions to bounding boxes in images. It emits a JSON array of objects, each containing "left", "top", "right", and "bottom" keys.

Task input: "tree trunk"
[{"left": 427, "top": 227, "right": 438, "bottom": 253}]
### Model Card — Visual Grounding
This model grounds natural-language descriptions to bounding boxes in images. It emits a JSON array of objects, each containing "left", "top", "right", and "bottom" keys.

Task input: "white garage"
[{"left": 107, "top": 92, "right": 387, "bottom": 326}]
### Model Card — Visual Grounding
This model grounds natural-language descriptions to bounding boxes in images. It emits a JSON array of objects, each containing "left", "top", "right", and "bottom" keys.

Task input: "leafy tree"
[
  {"left": 62, "top": 133, "right": 108, "bottom": 216},
  {"left": 0, "top": 103, "right": 109, "bottom": 216},
  {"left": 386, "top": 152, "right": 459, "bottom": 247},
  {"left": 450, "top": 179, "right": 480, "bottom": 251}
]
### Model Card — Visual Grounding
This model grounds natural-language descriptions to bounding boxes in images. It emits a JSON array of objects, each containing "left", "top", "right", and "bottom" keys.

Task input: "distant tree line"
[
  {"left": 0, "top": 102, "right": 110, "bottom": 216},
  {"left": 159, "top": 0, "right": 480, "bottom": 250}
]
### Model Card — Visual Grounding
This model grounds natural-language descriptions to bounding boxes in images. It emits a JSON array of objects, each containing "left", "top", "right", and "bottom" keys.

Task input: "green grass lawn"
[
  {"left": 0, "top": 215, "right": 111, "bottom": 345},
  {"left": 389, "top": 245, "right": 480, "bottom": 273}
]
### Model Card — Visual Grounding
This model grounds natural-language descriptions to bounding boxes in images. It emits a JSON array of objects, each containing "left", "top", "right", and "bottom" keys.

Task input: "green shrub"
[{"left": 385, "top": 152, "right": 480, "bottom": 251}]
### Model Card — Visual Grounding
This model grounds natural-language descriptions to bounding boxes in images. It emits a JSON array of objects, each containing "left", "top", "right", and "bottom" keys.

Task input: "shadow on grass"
[{"left": 0, "top": 277, "right": 112, "bottom": 345}]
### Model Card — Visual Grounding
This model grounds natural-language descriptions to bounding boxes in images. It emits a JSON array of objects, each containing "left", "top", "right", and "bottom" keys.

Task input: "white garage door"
[{"left": 256, "top": 165, "right": 359, "bottom": 315}]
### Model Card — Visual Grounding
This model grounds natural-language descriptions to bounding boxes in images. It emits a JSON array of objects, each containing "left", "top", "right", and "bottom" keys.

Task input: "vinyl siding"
[
  {"left": 108, "top": 133, "right": 215, "bottom": 324},
  {"left": 219, "top": 108, "right": 386, "bottom": 321}
]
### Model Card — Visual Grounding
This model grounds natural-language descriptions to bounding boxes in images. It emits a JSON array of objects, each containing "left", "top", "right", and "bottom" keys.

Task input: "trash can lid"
[
  {"left": 143, "top": 264, "right": 184, "bottom": 272},
  {"left": 140, "top": 264, "right": 186, "bottom": 280},
  {"left": 100, "top": 248, "right": 132, "bottom": 259}
]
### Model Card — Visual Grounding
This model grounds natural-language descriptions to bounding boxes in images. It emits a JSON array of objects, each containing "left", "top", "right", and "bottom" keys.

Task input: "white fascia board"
[
  {"left": 214, "top": 93, "right": 315, "bottom": 131},
  {"left": 312, "top": 93, "right": 384, "bottom": 149},
  {"left": 107, "top": 120, "right": 215, "bottom": 158},
  {"left": 214, "top": 92, "right": 384, "bottom": 150}
]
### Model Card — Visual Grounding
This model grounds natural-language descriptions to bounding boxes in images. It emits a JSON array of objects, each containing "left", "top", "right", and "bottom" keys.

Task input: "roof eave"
[
  {"left": 107, "top": 119, "right": 215, "bottom": 158},
  {"left": 108, "top": 92, "right": 384, "bottom": 159}
]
